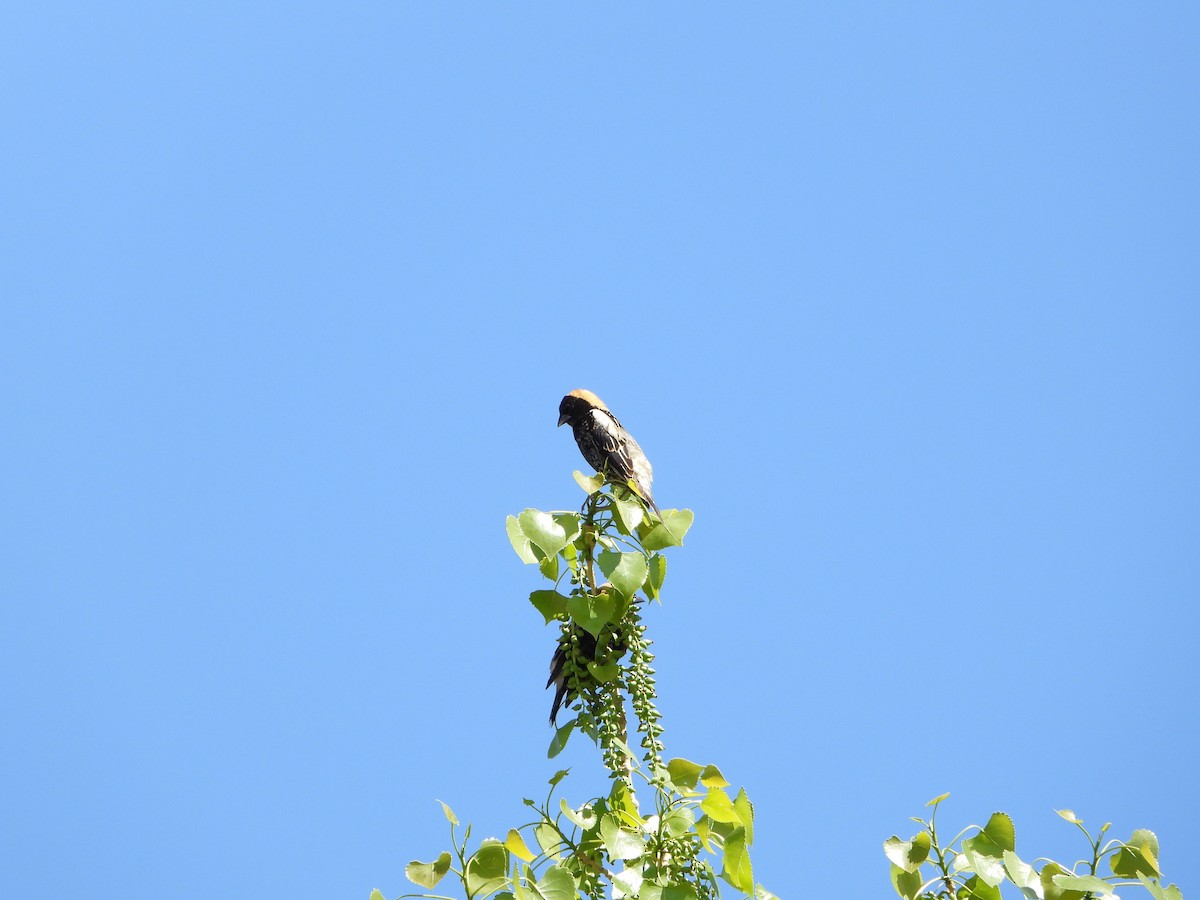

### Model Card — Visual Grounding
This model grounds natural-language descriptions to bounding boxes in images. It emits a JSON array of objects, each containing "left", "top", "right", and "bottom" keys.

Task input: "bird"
[
  {"left": 557, "top": 389, "right": 659, "bottom": 515},
  {"left": 546, "top": 629, "right": 597, "bottom": 726}
]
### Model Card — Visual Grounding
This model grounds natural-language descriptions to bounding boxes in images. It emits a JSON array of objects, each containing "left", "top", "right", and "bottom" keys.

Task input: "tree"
[
  {"left": 374, "top": 473, "right": 1186, "bottom": 900},
  {"left": 377, "top": 473, "right": 773, "bottom": 900}
]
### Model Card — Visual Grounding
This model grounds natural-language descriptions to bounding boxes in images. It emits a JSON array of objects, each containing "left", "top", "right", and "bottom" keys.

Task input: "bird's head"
[{"left": 558, "top": 389, "right": 608, "bottom": 427}]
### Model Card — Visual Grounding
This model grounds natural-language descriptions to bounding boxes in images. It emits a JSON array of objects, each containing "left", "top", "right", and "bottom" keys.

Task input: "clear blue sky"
[{"left": 2, "top": 4, "right": 1197, "bottom": 899}]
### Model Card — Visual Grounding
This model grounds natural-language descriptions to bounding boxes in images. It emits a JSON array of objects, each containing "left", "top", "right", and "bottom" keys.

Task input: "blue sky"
[{"left": 2, "top": 4, "right": 1197, "bottom": 899}]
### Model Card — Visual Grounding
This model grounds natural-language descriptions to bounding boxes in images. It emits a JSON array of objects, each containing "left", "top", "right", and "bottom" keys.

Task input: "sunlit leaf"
[
  {"left": 639, "top": 508, "right": 695, "bottom": 551},
  {"left": 1053, "top": 874, "right": 1114, "bottom": 894},
  {"left": 437, "top": 801, "right": 459, "bottom": 826},
  {"left": 884, "top": 832, "right": 931, "bottom": 873},
  {"left": 612, "top": 495, "right": 644, "bottom": 534},
  {"left": 405, "top": 851, "right": 452, "bottom": 889},
  {"left": 984, "top": 812, "right": 1016, "bottom": 852},
  {"left": 547, "top": 719, "right": 575, "bottom": 758},
  {"left": 600, "top": 813, "right": 646, "bottom": 860},
  {"left": 734, "top": 787, "right": 755, "bottom": 843},
  {"left": 465, "top": 841, "right": 508, "bottom": 897},
  {"left": 507, "top": 515, "right": 538, "bottom": 564},
  {"left": 722, "top": 829, "right": 754, "bottom": 893},
  {"left": 1040, "top": 863, "right": 1085, "bottom": 900},
  {"left": 701, "top": 788, "right": 742, "bottom": 824},
  {"left": 1003, "top": 850, "right": 1043, "bottom": 900},
  {"left": 566, "top": 590, "right": 617, "bottom": 637},
  {"left": 506, "top": 829, "right": 535, "bottom": 862},
  {"left": 645, "top": 554, "right": 666, "bottom": 600},
  {"left": 535, "top": 822, "right": 562, "bottom": 858},
  {"left": 573, "top": 470, "right": 604, "bottom": 494},
  {"left": 598, "top": 550, "right": 648, "bottom": 602},
  {"left": 527, "top": 863, "right": 577, "bottom": 900},
  {"left": 890, "top": 862, "right": 924, "bottom": 900},
  {"left": 961, "top": 874, "right": 1002, "bottom": 900},
  {"left": 530, "top": 590, "right": 569, "bottom": 624},
  {"left": 962, "top": 834, "right": 1006, "bottom": 887},
  {"left": 519, "top": 509, "right": 571, "bottom": 558},
  {"left": 586, "top": 661, "right": 620, "bottom": 683},
  {"left": 1139, "top": 875, "right": 1184, "bottom": 900},
  {"left": 662, "top": 806, "right": 695, "bottom": 838},
  {"left": 666, "top": 757, "right": 704, "bottom": 790},
  {"left": 560, "top": 798, "right": 598, "bottom": 830},
  {"left": 1110, "top": 829, "right": 1160, "bottom": 878}
]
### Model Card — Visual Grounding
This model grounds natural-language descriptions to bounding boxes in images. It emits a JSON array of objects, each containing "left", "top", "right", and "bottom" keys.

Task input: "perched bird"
[{"left": 557, "top": 389, "right": 659, "bottom": 514}]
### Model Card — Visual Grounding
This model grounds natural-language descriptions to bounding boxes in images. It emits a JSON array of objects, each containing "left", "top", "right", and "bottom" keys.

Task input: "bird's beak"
[{"left": 556, "top": 414, "right": 569, "bottom": 427}]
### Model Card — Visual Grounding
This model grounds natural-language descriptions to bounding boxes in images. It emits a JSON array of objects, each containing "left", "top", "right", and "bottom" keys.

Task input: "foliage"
[
  {"left": 377, "top": 474, "right": 773, "bottom": 900},
  {"left": 885, "top": 794, "right": 1184, "bottom": 900}
]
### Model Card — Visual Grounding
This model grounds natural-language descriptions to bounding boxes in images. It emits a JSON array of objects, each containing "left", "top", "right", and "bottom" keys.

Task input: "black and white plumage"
[{"left": 556, "top": 389, "right": 659, "bottom": 514}]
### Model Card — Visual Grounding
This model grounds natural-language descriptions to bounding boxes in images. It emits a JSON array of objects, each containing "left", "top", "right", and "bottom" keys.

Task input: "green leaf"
[
  {"left": 1055, "top": 809, "right": 1080, "bottom": 824},
  {"left": 560, "top": 798, "right": 598, "bottom": 830},
  {"left": 586, "top": 661, "right": 620, "bottom": 683},
  {"left": 722, "top": 829, "right": 754, "bottom": 893},
  {"left": 755, "top": 887, "right": 781, "bottom": 900},
  {"left": 960, "top": 875, "right": 1002, "bottom": 900},
  {"left": 612, "top": 495, "right": 645, "bottom": 534},
  {"left": 612, "top": 866, "right": 644, "bottom": 898},
  {"left": 528, "top": 864, "right": 578, "bottom": 900},
  {"left": 506, "top": 829, "right": 535, "bottom": 863},
  {"left": 927, "top": 792, "right": 951, "bottom": 807},
  {"left": 548, "top": 769, "right": 569, "bottom": 787},
  {"left": 734, "top": 788, "right": 755, "bottom": 844},
  {"left": 666, "top": 757, "right": 704, "bottom": 790},
  {"left": 506, "top": 515, "right": 539, "bottom": 564},
  {"left": 598, "top": 550, "right": 648, "bottom": 601},
  {"left": 1110, "top": 829, "right": 1160, "bottom": 877},
  {"left": 519, "top": 509, "right": 571, "bottom": 558},
  {"left": 405, "top": 851, "right": 452, "bottom": 889},
  {"left": 645, "top": 554, "right": 667, "bottom": 600},
  {"left": 534, "top": 822, "right": 562, "bottom": 858},
  {"left": 699, "top": 764, "right": 729, "bottom": 788},
  {"left": 437, "top": 801, "right": 459, "bottom": 826},
  {"left": 1054, "top": 874, "right": 1114, "bottom": 894},
  {"left": 890, "top": 863, "right": 924, "bottom": 900},
  {"left": 701, "top": 788, "right": 742, "bottom": 824},
  {"left": 573, "top": 469, "right": 604, "bottom": 494},
  {"left": 538, "top": 552, "right": 559, "bottom": 581},
  {"left": 1040, "top": 863, "right": 1085, "bottom": 900},
  {"left": 1003, "top": 850, "right": 1041, "bottom": 900},
  {"left": 368, "top": 890, "right": 385, "bottom": 900},
  {"left": 566, "top": 590, "right": 617, "bottom": 637},
  {"left": 983, "top": 812, "right": 1016, "bottom": 852},
  {"left": 600, "top": 813, "right": 646, "bottom": 860},
  {"left": 961, "top": 833, "right": 1006, "bottom": 888},
  {"left": 884, "top": 832, "right": 931, "bottom": 873},
  {"left": 530, "top": 590, "right": 569, "bottom": 624},
  {"left": 547, "top": 719, "right": 575, "bottom": 758},
  {"left": 694, "top": 815, "right": 713, "bottom": 851},
  {"left": 465, "top": 840, "right": 508, "bottom": 897},
  {"left": 552, "top": 512, "right": 582, "bottom": 545},
  {"left": 639, "top": 508, "right": 695, "bottom": 551},
  {"left": 1139, "top": 875, "right": 1185, "bottom": 900},
  {"left": 642, "top": 885, "right": 700, "bottom": 900},
  {"left": 662, "top": 806, "right": 695, "bottom": 838}
]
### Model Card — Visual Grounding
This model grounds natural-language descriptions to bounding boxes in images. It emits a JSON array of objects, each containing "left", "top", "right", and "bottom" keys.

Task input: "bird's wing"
[{"left": 591, "top": 410, "right": 653, "bottom": 498}]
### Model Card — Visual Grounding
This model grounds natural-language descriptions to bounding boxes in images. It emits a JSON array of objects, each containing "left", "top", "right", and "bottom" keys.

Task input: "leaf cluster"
[
  {"left": 885, "top": 794, "right": 1184, "bottom": 900},
  {"left": 375, "top": 477, "right": 774, "bottom": 900}
]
